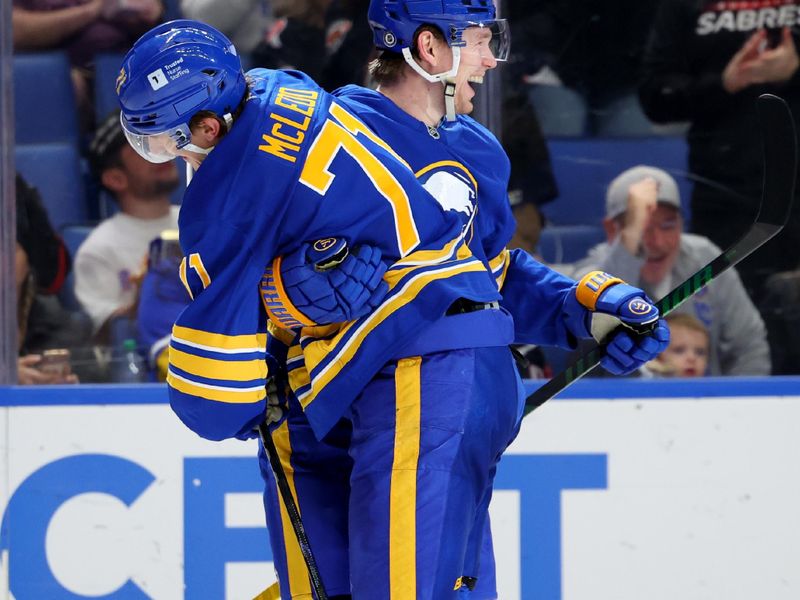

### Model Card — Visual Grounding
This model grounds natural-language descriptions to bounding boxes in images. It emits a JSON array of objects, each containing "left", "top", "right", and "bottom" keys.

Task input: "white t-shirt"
[{"left": 75, "top": 206, "right": 180, "bottom": 331}]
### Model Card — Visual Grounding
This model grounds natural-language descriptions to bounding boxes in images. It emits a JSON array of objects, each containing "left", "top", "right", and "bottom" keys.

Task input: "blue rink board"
[{"left": 0, "top": 377, "right": 798, "bottom": 406}]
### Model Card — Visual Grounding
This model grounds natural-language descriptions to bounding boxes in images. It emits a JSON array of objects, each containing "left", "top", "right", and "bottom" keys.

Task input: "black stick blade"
[{"left": 755, "top": 93, "right": 797, "bottom": 227}]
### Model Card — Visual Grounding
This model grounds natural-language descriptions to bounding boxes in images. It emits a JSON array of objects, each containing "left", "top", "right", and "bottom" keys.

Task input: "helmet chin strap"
[
  {"left": 182, "top": 112, "right": 234, "bottom": 180},
  {"left": 402, "top": 46, "right": 461, "bottom": 122},
  {"left": 183, "top": 143, "right": 213, "bottom": 156}
]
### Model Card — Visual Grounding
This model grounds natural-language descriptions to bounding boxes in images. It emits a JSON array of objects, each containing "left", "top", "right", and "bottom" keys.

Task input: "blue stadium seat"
[
  {"left": 15, "top": 144, "right": 88, "bottom": 230},
  {"left": 13, "top": 52, "right": 79, "bottom": 145},
  {"left": 59, "top": 225, "right": 94, "bottom": 311},
  {"left": 538, "top": 224, "right": 606, "bottom": 264},
  {"left": 94, "top": 53, "right": 126, "bottom": 120},
  {"left": 543, "top": 137, "right": 692, "bottom": 226}
]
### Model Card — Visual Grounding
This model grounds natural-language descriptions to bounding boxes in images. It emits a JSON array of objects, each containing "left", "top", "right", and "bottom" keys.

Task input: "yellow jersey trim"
[
  {"left": 167, "top": 370, "right": 266, "bottom": 404},
  {"left": 172, "top": 325, "right": 266, "bottom": 354},
  {"left": 169, "top": 346, "right": 268, "bottom": 382}
]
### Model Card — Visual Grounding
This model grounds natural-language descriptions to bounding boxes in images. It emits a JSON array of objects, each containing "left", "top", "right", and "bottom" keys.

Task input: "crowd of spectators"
[{"left": 7, "top": 0, "right": 800, "bottom": 384}]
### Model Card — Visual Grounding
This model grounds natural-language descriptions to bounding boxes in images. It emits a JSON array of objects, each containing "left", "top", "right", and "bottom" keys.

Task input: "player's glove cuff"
[
  {"left": 575, "top": 271, "right": 625, "bottom": 310},
  {"left": 563, "top": 271, "right": 660, "bottom": 343},
  {"left": 259, "top": 256, "right": 316, "bottom": 331}
]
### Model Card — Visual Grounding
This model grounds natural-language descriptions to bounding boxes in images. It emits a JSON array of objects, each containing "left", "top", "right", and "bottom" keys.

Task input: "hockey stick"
[
  {"left": 258, "top": 422, "right": 329, "bottom": 600},
  {"left": 525, "top": 93, "right": 797, "bottom": 414}
]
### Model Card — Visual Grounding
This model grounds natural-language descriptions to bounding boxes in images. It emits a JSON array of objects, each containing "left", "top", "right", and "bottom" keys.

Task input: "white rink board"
[
  {"left": 500, "top": 396, "right": 800, "bottom": 600},
  {"left": 0, "top": 384, "right": 799, "bottom": 600}
]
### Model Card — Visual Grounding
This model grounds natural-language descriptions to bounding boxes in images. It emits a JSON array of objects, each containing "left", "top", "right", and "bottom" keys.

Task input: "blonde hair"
[{"left": 665, "top": 313, "right": 709, "bottom": 342}]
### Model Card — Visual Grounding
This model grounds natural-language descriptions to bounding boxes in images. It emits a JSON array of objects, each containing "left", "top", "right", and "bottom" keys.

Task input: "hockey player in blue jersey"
[{"left": 117, "top": 16, "right": 669, "bottom": 599}]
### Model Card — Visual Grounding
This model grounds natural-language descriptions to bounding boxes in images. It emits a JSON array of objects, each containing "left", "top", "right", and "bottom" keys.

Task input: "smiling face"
[
  {"left": 659, "top": 324, "right": 709, "bottom": 377},
  {"left": 430, "top": 26, "right": 498, "bottom": 115},
  {"left": 640, "top": 204, "right": 682, "bottom": 285},
  {"left": 455, "top": 26, "right": 497, "bottom": 114}
]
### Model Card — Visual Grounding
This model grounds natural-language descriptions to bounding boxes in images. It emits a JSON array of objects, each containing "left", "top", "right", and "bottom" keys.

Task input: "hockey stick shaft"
[
  {"left": 258, "top": 422, "right": 329, "bottom": 600},
  {"left": 525, "top": 93, "right": 797, "bottom": 413}
]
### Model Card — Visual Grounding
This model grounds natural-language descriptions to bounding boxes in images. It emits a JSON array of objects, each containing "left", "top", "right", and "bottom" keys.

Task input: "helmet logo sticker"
[
  {"left": 147, "top": 68, "right": 169, "bottom": 90},
  {"left": 115, "top": 68, "right": 127, "bottom": 95},
  {"left": 383, "top": 31, "right": 397, "bottom": 47}
]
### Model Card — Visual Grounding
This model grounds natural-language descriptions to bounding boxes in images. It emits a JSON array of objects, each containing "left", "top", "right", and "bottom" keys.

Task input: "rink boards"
[{"left": 0, "top": 378, "right": 799, "bottom": 600}]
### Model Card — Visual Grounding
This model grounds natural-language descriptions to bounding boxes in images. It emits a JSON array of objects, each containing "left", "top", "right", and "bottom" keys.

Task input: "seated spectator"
[
  {"left": 12, "top": 0, "right": 163, "bottom": 125},
  {"left": 136, "top": 230, "right": 188, "bottom": 380},
  {"left": 649, "top": 313, "right": 710, "bottom": 377},
  {"left": 75, "top": 110, "right": 180, "bottom": 338},
  {"left": 566, "top": 165, "right": 769, "bottom": 376},
  {"left": 16, "top": 173, "right": 88, "bottom": 384}
]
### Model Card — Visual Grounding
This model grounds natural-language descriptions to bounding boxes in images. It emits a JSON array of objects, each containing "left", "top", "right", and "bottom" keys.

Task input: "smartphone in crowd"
[{"left": 38, "top": 349, "right": 72, "bottom": 379}]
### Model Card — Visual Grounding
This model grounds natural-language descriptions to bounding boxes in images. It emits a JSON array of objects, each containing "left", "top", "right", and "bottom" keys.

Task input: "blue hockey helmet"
[
  {"left": 367, "top": 0, "right": 510, "bottom": 61},
  {"left": 116, "top": 20, "right": 246, "bottom": 163}
]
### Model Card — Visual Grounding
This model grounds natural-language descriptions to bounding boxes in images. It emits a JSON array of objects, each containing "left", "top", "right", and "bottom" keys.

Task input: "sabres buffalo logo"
[
  {"left": 313, "top": 237, "right": 337, "bottom": 252},
  {"left": 628, "top": 298, "right": 653, "bottom": 315},
  {"left": 417, "top": 162, "right": 478, "bottom": 218}
]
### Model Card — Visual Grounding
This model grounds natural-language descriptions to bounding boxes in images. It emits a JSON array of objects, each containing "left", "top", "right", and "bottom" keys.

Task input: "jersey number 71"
[{"left": 299, "top": 103, "right": 421, "bottom": 257}]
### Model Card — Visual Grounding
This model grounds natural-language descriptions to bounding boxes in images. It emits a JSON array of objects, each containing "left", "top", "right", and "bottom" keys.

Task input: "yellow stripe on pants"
[
  {"left": 271, "top": 421, "right": 313, "bottom": 598},
  {"left": 389, "top": 356, "right": 422, "bottom": 599},
  {"left": 252, "top": 582, "right": 281, "bottom": 600}
]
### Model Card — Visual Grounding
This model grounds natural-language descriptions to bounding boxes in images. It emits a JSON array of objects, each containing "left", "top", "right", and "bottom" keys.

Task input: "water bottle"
[{"left": 115, "top": 338, "right": 146, "bottom": 383}]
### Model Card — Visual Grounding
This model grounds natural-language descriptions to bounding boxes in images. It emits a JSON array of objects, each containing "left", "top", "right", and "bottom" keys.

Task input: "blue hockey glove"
[
  {"left": 260, "top": 238, "right": 389, "bottom": 330},
  {"left": 563, "top": 271, "right": 670, "bottom": 375}
]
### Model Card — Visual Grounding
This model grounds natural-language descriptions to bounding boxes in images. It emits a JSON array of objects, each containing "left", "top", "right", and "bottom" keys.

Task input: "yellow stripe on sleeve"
[
  {"left": 179, "top": 258, "right": 193, "bottom": 300},
  {"left": 167, "top": 371, "right": 267, "bottom": 404},
  {"left": 169, "top": 347, "right": 267, "bottom": 382},
  {"left": 488, "top": 248, "right": 509, "bottom": 273},
  {"left": 490, "top": 249, "right": 511, "bottom": 290},
  {"left": 287, "top": 344, "right": 304, "bottom": 361},
  {"left": 389, "top": 356, "right": 422, "bottom": 599},
  {"left": 288, "top": 364, "right": 311, "bottom": 393},
  {"left": 172, "top": 325, "right": 267, "bottom": 354}
]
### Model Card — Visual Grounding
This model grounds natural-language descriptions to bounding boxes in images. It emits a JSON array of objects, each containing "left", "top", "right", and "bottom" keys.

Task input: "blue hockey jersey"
[
  {"left": 168, "top": 69, "right": 510, "bottom": 440},
  {"left": 333, "top": 86, "right": 579, "bottom": 347}
]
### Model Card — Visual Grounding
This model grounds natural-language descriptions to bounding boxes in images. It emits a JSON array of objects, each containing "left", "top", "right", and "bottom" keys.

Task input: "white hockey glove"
[{"left": 265, "top": 377, "right": 287, "bottom": 426}]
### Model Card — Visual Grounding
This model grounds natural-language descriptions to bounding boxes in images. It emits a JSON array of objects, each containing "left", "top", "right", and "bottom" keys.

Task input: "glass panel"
[{"left": 0, "top": 0, "right": 17, "bottom": 383}]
